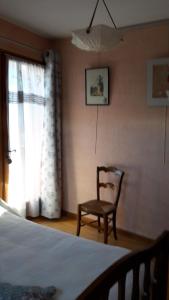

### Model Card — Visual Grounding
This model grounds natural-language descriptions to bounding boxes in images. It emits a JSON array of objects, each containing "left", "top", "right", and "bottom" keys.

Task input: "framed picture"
[
  {"left": 85, "top": 67, "right": 109, "bottom": 105},
  {"left": 147, "top": 58, "right": 169, "bottom": 106}
]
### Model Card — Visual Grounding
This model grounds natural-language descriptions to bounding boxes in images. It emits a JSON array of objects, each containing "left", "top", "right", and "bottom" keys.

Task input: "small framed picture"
[
  {"left": 85, "top": 67, "right": 109, "bottom": 105},
  {"left": 147, "top": 58, "right": 169, "bottom": 106}
]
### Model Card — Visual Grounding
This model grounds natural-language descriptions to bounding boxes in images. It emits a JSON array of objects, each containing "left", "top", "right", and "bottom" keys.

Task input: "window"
[{"left": 7, "top": 57, "right": 45, "bottom": 216}]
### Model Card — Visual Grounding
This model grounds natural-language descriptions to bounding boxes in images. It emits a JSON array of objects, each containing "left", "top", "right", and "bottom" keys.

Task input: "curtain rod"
[{"left": 0, "top": 35, "right": 43, "bottom": 53}]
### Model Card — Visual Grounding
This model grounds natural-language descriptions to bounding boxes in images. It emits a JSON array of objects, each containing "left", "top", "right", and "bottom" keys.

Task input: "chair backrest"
[{"left": 96, "top": 166, "right": 124, "bottom": 208}]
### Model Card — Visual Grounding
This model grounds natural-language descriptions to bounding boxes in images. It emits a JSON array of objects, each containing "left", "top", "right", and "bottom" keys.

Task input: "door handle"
[
  {"left": 7, "top": 149, "right": 16, "bottom": 164},
  {"left": 8, "top": 149, "right": 16, "bottom": 153}
]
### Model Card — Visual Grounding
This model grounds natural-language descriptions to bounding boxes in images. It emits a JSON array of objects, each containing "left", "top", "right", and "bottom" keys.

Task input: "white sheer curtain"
[{"left": 7, "top": 58, "right": 45, "bottom": 217}]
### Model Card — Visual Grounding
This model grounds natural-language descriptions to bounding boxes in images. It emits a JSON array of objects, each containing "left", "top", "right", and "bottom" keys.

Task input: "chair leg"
[
  {"left": 112, "top": 212, "right": 117, "bottom": 240},
  {"left": 104, "top": 215, "right": 108, "bottom": 244},
  {"left": 76, "top": 205, "right": 81, "bottom": 236},
  {"left": 98, "top": 216, "right": 101, "bottom": 232}
]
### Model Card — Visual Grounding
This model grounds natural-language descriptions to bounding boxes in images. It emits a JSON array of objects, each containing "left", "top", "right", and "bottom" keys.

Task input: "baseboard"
[
  {"left": 62, "top": 210, "right": 153, "bottom": 243},
  {"left": 62, "top": 210, "right": 76, "bottom": 219},
  {"left": 116, "top": 227, "right": 153, "bottom": 243}
]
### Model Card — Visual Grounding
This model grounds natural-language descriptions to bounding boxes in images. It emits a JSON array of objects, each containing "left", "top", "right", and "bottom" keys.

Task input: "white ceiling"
[{"left": 0, "top": 0, "right": 169, "bottom": 38}]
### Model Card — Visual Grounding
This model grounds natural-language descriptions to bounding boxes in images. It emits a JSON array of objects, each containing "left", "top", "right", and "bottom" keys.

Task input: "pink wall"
[{"left": 58, "top": 23, "right": 169, "bottom": 239}]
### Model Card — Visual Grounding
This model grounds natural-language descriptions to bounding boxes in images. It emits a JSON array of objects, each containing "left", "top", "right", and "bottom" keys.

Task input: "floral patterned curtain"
[{"left": 40, "top": 50, "right": 62, "bottom": 219}]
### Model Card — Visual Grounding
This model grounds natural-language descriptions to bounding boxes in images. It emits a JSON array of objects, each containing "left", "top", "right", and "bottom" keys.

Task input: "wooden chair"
[{"left": 76, "top": 166, "right": 124, "bottom": 244}]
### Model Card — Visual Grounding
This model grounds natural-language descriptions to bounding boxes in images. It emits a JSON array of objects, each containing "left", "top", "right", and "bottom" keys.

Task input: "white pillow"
[{"left": 0, "top": 198, "right": 21, "bottom": 217}]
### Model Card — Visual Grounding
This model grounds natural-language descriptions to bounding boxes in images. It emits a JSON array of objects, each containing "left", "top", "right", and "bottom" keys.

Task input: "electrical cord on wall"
[
  {"left": 163, "top": 105, "right": 167, "bottom": 164},
  {"left": 95, "top": 105, "right": 99, "bottom": 154},
  {"left": 164, "top": 31, "right": 169, "bottom": 164}
]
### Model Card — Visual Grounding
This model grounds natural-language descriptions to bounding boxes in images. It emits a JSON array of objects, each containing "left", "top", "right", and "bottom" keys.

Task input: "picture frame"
[
  {"left": 147, "top": 58, "right": 169, "bottom": 106},
  {"left": 85, "top": 67, "right": 109, "bottom": 105}
]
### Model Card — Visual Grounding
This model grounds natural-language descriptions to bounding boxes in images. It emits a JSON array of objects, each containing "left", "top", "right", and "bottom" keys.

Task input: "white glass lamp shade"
[{"left": 71, "top": 24, "right": 123, "bottom": 52}]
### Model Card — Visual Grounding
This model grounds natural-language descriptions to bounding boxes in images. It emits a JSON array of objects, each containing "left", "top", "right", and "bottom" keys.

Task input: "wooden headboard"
[{"left": 77, "top": 231, "right": 169, "bottom": 300}]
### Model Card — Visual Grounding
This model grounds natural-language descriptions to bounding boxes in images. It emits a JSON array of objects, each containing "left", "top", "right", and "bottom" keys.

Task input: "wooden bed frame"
[{"left": 77, "top": 231, "right": 169, "bottom": 300}]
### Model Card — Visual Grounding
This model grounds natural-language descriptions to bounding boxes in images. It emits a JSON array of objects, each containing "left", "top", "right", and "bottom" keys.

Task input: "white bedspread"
[{"left": 0, "top": 206, "right": 129, "bottom": 300}]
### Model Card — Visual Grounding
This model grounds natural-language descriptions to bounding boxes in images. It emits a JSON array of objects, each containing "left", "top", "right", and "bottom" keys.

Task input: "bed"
[{"left": 0, "top": 200, "right": 168, "bottom": 300}]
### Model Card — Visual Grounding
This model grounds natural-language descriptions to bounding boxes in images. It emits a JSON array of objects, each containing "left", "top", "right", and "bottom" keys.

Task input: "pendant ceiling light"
[{"left": 71, "top": 0, "right": 123, "bottom": 52}]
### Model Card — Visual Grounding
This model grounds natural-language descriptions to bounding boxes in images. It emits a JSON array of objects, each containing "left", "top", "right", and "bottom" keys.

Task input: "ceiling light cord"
[
  {"left": 102, "top": 0, "right": 117, "bottom": 29},
  {"left": 86, "top": 0, "right": 100, "bottom": 33},
  {"left": 86, "top": 0, "right": 117, "bottom": 34}
]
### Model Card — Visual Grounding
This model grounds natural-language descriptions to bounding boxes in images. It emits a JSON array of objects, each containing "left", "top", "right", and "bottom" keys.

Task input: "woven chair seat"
[{"left": 80, "top": 199, "right": 115, "bottom": 215}]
